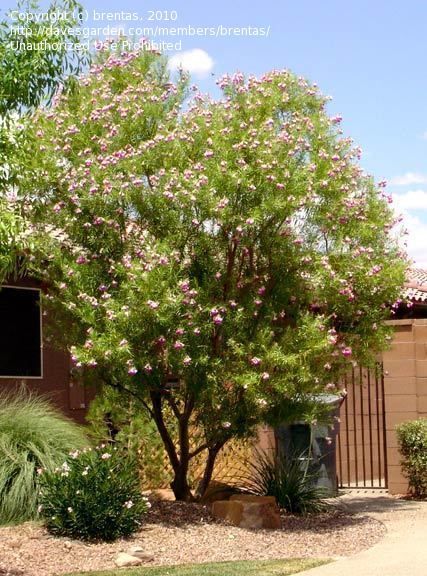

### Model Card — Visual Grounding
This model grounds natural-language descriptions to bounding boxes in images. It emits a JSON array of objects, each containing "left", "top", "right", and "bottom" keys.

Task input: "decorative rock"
[
  {"left": 211, "top": 495, "right": 281, "bottom": 529},
  {"left": 199, "top": 481, "right": 239, "bottom": 504},
  {"left": 114, "top": 553, "right": 143, "bottom": 568},
  {"left": 126, "top": 546, "right": 154, "bottom": 562}
]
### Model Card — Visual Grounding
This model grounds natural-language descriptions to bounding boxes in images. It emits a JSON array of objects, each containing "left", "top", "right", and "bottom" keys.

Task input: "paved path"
[{"left": 297, "top": 490, "right": 427, "bottom": 576}]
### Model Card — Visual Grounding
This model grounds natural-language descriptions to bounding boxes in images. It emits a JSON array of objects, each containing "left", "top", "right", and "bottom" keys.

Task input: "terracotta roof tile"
[{"left": 404, "top": 268, "right": 427, "bottom": 303}]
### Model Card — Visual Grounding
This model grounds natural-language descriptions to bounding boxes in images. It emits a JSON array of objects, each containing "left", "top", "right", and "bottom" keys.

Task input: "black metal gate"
[{"left": 336, "top": 364, "right": 388, "bottom": 489}]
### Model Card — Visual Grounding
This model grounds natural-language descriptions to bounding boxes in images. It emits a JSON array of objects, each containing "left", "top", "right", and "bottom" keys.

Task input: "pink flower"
[
  {"left": 174, "top": 340, "right": 185, "bottom": 350},
  {"left": 193, "top": 327, "right": 201, "bottom": 335},
  {"left": 261, "top": 372, "right": 270, "bottom": 380},
  {"left": 250, "top": 357, "right": 262, "bottom": 366},
  {"left": 147, "top": 300, "right": 159, "bottom": 309},
  {"left": 342, "top": 347, "right": 352, "bottom": 357},
  {"left": 217, "top": 198, "right": 229, "bottom": 209},
  {"left": 128, "top": 367, "right": 138, "bottom": 375},
  {"left": 175, "top": 328, "right": 185, "bottom": 336},
  {"left": 183, "top": 356, "right": 192, "bottom": 366},
  {"left": 257, "top": 286, "right": 266, "bottom": 296},
  {"left": 213, "top": 315, "right": 223, "bottom": 325},
  {"left": 179, "top": 280, "right": 190, "bottom": 293},
  {"left": 144, "top": 363, "right": 153, "bottom": 373}
]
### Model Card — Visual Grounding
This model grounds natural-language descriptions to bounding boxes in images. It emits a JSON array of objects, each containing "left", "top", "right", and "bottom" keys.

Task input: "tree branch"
[
  {"left": 166, "top": 392, "right": 183, "bottom": 421},
  {"left": 100, "top": 373, "right": 155, "bottom": 419},
  {"left": 189, "top": 443, "right": 208, "bottom": 459},
  {"left": 150, "top": 390, "right": 180, "bottom": 472}
]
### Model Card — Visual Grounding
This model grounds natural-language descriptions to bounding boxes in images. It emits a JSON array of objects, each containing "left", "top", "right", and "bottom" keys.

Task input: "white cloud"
[
  {"left": 393, "top": 189, "right": 427, "bottom": 211},
  {"left": 397, "top": 211, "right": 427, "bottom": 267},
  {"left": 389, "top": 172, "right": 427, "bottom": 186},
  {"left": 168, "top": 49, "right": 214, "bottom": 78},
  {"left": 391, "top": 190, "right": 427, "bottom": 266}
]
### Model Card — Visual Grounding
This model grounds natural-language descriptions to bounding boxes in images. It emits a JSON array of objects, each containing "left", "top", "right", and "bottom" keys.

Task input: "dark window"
[{"left": 0, "top": 287, "right": 42, "bottom": 377}]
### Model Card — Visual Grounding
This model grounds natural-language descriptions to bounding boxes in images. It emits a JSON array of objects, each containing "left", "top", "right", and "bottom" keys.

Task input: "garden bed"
[{"left": 0, "top": 501, "right": 386, "bottom": 576}]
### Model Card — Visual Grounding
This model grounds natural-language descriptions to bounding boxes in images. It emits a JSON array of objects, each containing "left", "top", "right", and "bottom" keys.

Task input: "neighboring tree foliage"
[
  {"left": 0, "top": 0, "right": 88, "bottom": 116},
  {"left": 0, "top": 0, "right": 88, "bottom": 195},
  {"left": 17, "top": 45, "right": 407, "bottom": 500}
]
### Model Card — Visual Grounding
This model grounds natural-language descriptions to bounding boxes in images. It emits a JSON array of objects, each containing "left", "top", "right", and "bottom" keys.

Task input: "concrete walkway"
[{"left": 297, "top": 489, "right": 427, "bottom": 576}]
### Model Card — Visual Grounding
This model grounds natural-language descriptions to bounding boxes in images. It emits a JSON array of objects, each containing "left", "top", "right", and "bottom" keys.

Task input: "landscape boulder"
[{"left": 211, "top": 494, "right": 281, "bottom": 529}]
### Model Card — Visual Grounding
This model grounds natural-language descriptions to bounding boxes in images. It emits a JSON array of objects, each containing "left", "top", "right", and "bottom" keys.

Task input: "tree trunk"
[
  {"left": 195, "top": 442, "right": 225, "bottom": 499},
  {"left": 149, "top": 390, "right": 197, "bottom": 501},
  {"left": 170, "top": 463, "right": 195, "bottom": 502},
  {"left": 170, "top": 412, "right": 195, "bottom": 501}
]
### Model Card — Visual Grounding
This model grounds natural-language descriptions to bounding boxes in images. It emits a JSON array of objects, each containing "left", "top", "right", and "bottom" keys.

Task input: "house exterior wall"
[
  {"left": 0, "top": 278, "right": 92, "bottom": 424},
  {"left": 382, "top": 318, "right": 427, "bottom": 494}
]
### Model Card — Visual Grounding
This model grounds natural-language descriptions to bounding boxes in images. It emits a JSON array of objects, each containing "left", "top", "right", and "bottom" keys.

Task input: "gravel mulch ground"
[{"left": 0, "top": 501, "right": 386, "bottom": 576}]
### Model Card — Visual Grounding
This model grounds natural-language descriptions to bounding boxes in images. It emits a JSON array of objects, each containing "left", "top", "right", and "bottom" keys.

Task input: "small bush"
[
  {"left": 396, "top": 419, "right": 427, "bottom": 498},
  {"left": 0, "top": 388, "right": 88, "bottom": 525},
  {"left": 38, "top": 445, "right": 150, "bottom": 541},
  {"left": 238, "top": 449, "right": 329, "bottom": 514}
]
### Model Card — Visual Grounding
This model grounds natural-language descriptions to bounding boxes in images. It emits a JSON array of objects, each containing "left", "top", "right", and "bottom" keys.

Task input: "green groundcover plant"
[
  {"left": 38, "top": 444, "right": 150, "bottom": 541},
  {"left": 0, "top": 388, "right": 88, "bottom": 525},
  {"left": 396, "top": 419, "right": 427, "bottom": 499},
  {"left": 237, "top": 449, "right": 329, "bottom": 514}
]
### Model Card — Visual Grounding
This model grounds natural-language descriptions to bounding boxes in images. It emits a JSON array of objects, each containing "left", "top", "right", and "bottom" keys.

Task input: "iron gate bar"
[
  {"left": 359, "top": 366, "right": 366, "bottom": 486},
  {"left": 375, "top": 367, "right": 382, "bottom": 487},
  {"left": 367, "top": 368, "right": 374, "bottom": 487},
  {"left": 344, "top": 371, "right": 350, "bottom": 486},
  {"left": 381, "top": 369, "right": 389, "bottom": 488},
  {"left": 337, "top": 410, "right": 343, "bottom": 485},
  {"left": 352, "top": 366, "right": 358, "bottom": 487}
]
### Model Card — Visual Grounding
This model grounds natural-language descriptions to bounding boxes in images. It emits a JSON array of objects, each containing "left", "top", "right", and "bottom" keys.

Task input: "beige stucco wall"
[{"left": 383, "top": 318, "right": 427, "bottom": 494}]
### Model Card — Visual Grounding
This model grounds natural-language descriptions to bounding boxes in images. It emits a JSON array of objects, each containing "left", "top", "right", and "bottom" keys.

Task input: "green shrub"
[
  {"left": 238, "top": 449, "right": 329, "bottom": 514},
  {"left": 38, "top": 444, "right": 150, "bottom": 541},
  {"left": 0, "top": 388, "right": 89, "bottom": 525},
  {"left": 396, "top": 419, "right": 427, "bottom": 498}
]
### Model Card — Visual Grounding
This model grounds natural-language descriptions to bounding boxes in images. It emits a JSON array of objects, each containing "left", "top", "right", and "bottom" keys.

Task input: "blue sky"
[{"left": 6, "top": 0, "right": 427, "bottom": 264}]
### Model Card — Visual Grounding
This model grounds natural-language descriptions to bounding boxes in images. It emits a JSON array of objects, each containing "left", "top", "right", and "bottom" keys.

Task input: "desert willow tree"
[{"left": 17, "top": 44, "right": 407, "bottom": 500}]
